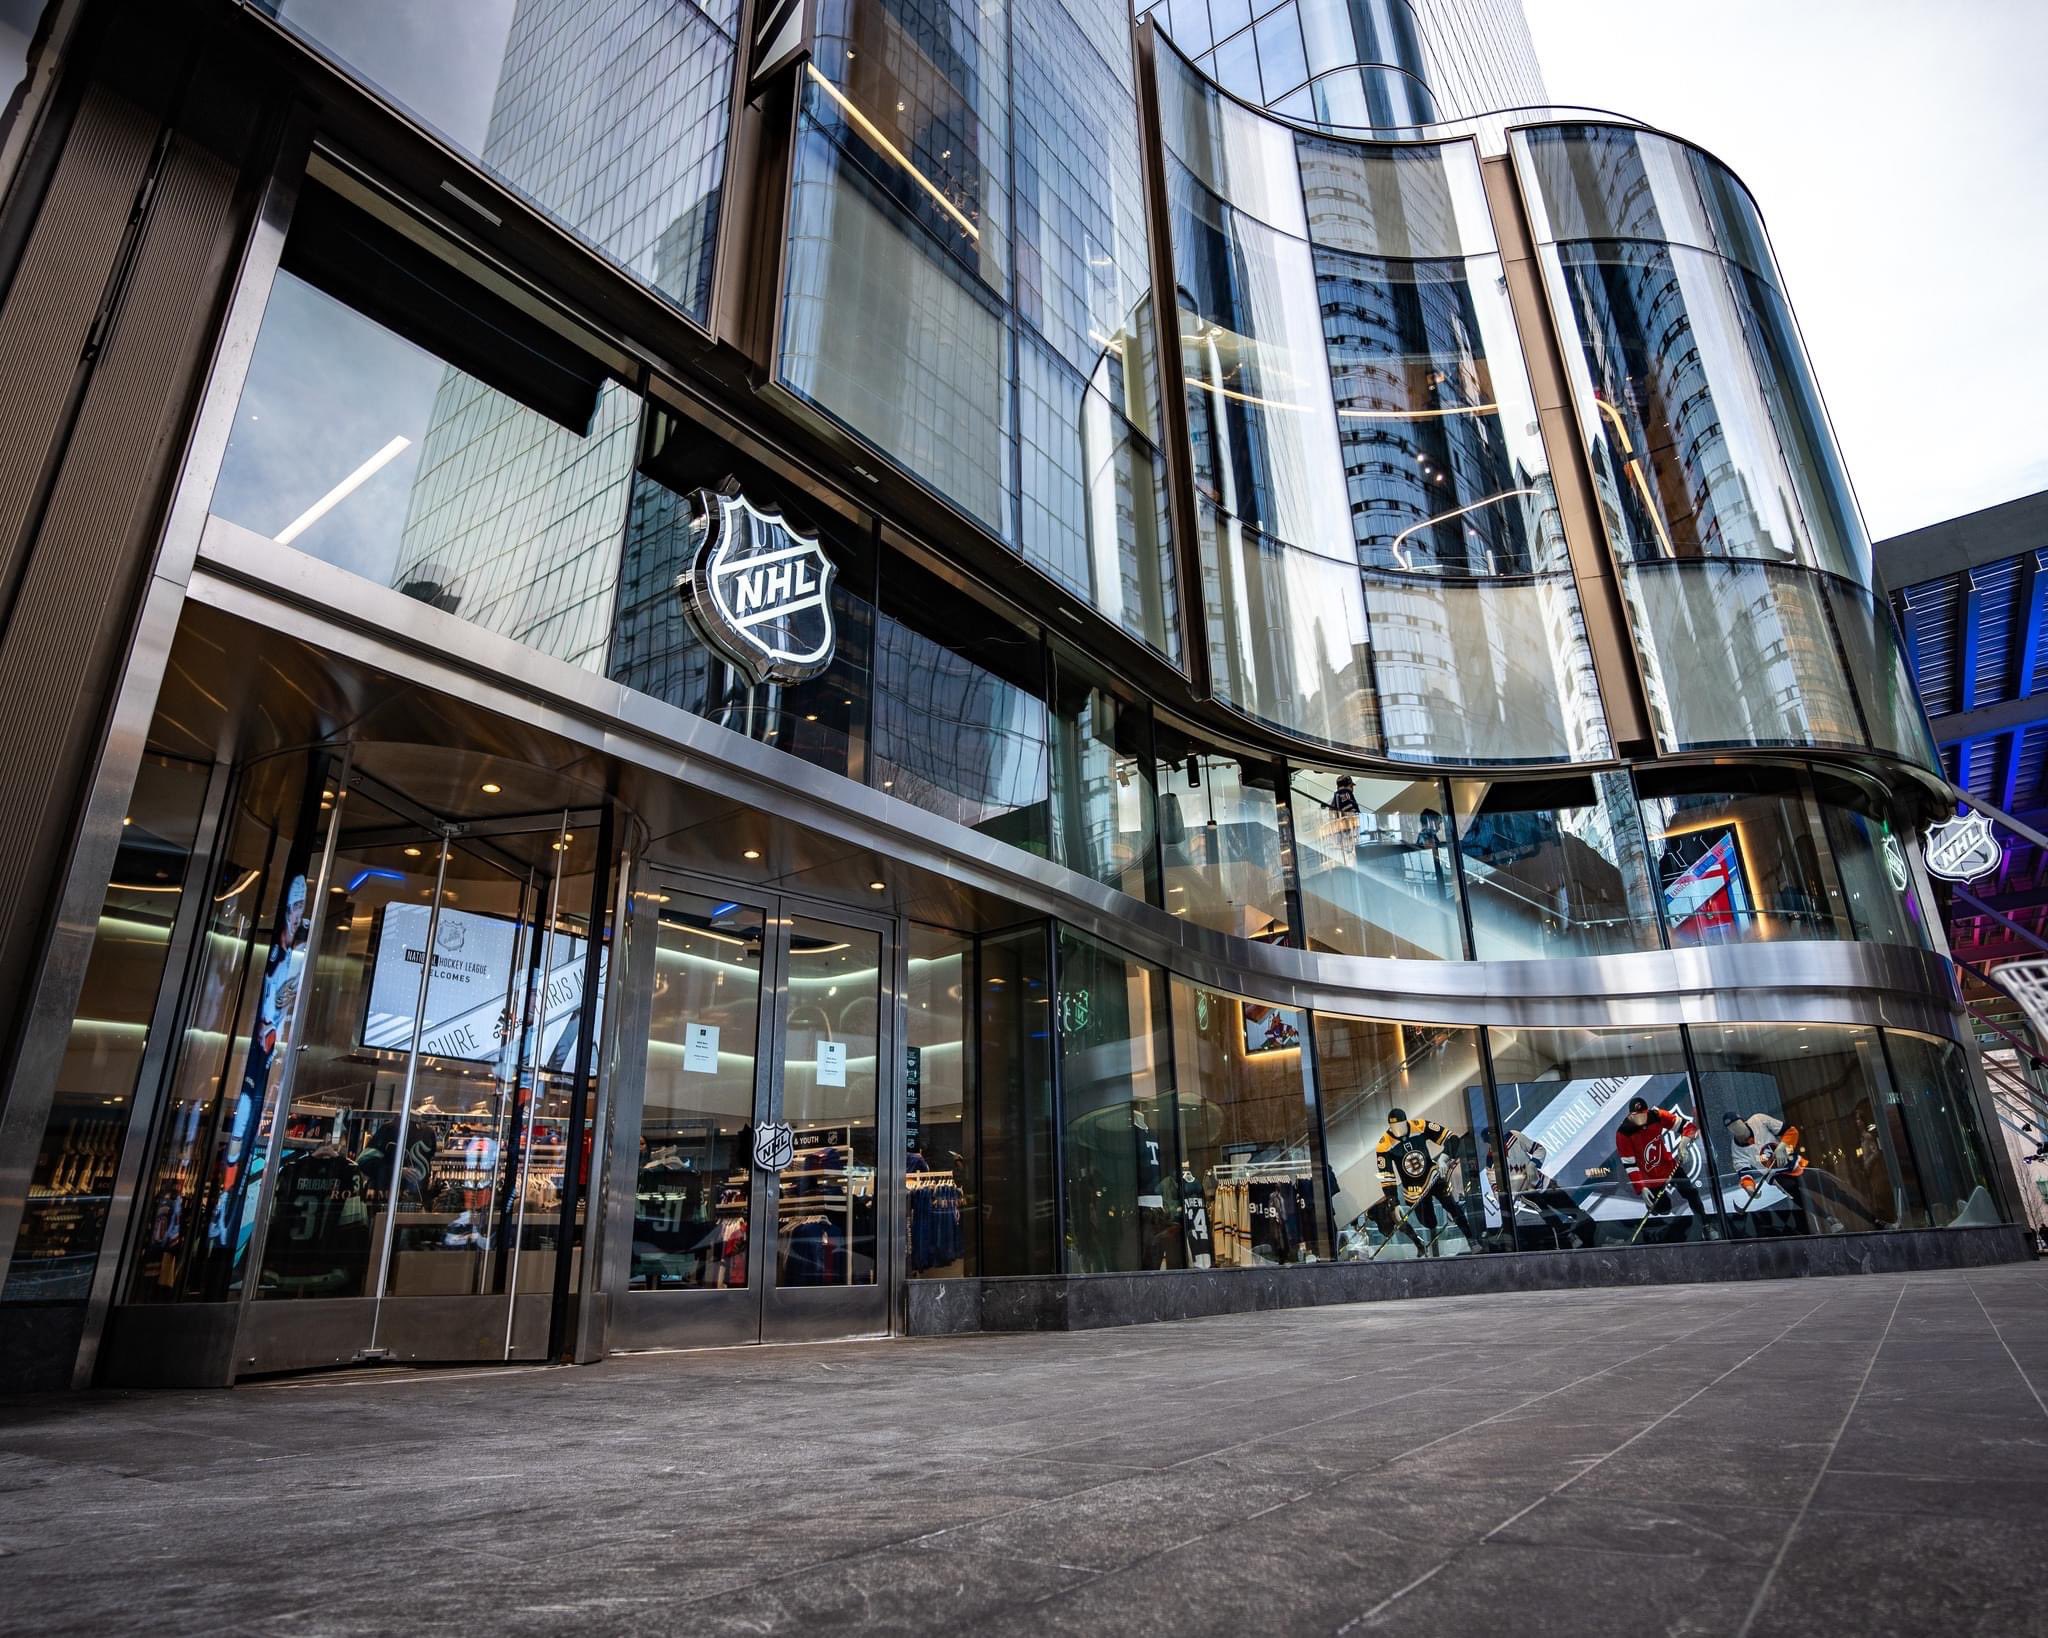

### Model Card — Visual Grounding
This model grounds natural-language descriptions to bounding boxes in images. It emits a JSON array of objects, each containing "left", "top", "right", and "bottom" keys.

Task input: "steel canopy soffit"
[{"left": 181, "top": 542, "right": 1967, "bottom": 1041}]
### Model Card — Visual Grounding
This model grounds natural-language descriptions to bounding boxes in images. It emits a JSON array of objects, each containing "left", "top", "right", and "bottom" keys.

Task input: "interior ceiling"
[{"left": 152, "top": 601, "right": 1013, "bottom": 933}]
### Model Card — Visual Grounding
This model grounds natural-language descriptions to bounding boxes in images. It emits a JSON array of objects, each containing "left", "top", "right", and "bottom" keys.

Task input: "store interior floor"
[{"left": 5, "top": 1265, "right": 2048, "bottom": 1636}]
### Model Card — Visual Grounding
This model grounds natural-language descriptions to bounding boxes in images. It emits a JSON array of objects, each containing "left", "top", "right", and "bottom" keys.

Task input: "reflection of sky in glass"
[
  {"left": 270, "top": 0, "right": 518, "bottom": 153},
  {"left": 211, "top": 273, "right": 445, "bottom": 583}
]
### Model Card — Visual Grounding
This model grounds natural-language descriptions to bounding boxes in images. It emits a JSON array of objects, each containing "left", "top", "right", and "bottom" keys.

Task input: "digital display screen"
[
  {"left": 1661, "top": 828, "right": 1752, "bottom": 942},
  {"left": 361, "top": 902, "right": 599, "bottom": 1070},
  {"left": 1241, "top": 1002, "right": 1303, "bottom": 1056}
]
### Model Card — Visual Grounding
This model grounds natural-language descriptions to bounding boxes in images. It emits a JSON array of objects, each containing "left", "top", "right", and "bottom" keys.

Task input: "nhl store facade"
[{"left": 0, "top": 0, "right": 2021, "bottom": 1391}]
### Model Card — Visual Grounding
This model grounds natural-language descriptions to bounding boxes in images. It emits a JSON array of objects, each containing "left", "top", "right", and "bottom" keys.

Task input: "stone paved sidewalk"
[{"left": 5, "top": 1265, "right": 2048, "bottom": 1636}]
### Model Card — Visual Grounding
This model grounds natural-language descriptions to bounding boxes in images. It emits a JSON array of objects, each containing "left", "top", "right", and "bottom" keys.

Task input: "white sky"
[{"left": 1522, "top": 0, "right": 2048, "bottom": 541}]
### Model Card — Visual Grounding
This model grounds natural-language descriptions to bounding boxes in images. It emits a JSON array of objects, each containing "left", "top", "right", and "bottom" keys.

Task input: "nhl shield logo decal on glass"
[{"left": 677, "top": 487, "right": 838, "bottom": 685}]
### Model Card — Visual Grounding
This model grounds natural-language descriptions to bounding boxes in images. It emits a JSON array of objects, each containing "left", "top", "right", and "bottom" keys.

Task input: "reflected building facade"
[{"left": 0, "top": 0, "right": 2020, "bottom": 1392}]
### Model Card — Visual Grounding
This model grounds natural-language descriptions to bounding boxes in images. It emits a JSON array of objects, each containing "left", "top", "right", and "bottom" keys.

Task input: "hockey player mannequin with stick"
[
  {"left": 1371, "top": 1108, "right": 1479, "bottom": 1257},
  {"left": 1722, "top": 1111, "right": 1877, "bottom": 1234},
  {"left": 1614, "top": 1096, "right": 1717, "bottom": 1242}
]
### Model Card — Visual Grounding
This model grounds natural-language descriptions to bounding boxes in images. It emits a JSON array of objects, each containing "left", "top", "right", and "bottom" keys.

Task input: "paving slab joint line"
[{"left": 1333, "top": 1294, "right": 1838, "bottom": 1635}]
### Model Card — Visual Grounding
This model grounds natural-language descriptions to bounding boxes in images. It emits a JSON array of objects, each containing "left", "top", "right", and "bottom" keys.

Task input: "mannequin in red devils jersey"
[
  {"left": 1375, "top": 1109, "right": 1476, "bottom": 1255},
  {"left": 1614, "top": 1096, "right": 1712, "bottom": 1236}
]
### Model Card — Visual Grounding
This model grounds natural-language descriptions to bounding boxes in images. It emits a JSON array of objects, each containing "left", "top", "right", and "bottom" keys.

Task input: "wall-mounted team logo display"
[
  {"left": 676, "top": 487, "right": 837, "bottom": 685},
  {"left": 1923, "top": 811, "right": 2001, "bottom": 884}
]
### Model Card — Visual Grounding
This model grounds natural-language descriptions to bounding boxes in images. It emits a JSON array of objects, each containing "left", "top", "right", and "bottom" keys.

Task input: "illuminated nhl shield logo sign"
[
  {"left": 677, "top": 488, "right": 837, "bottom": 685},
  {"left": 1924, "top": 811, "right": 2000, "bottom": 884}
]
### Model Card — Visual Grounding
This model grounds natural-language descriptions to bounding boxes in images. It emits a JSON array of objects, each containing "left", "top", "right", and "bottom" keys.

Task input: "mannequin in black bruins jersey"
[{"left": 1375, "top": 1109, "right": 1477, "bottom": 1255}]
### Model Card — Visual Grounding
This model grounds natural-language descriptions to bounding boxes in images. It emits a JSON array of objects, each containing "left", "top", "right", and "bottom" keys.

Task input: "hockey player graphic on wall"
[{"left": 1487, "top": 1073, "right": 1714, "bottom": 1245}]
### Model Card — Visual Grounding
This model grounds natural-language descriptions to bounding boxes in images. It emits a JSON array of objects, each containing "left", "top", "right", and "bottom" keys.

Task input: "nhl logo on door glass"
[
  {"left": 677, "top": 488, "right": 837, "bottom": 685},
  {"left": 1924, "top": 811, "right": 2000, "bottom": 884},
  {"left": 753, "top": 1122, "right": 795, "bottom": 1173}
]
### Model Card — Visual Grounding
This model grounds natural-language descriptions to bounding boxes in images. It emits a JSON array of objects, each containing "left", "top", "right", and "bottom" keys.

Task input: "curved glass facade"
[
  {"left": 4, "top": 0, "right": 2013, "bottom": 1397},
  {"left": 1515, "top": 123, "right": 1937, "bottom": 774},
  {"left": 1157, "top": 43, "right": 1607, "bottom": 764}
]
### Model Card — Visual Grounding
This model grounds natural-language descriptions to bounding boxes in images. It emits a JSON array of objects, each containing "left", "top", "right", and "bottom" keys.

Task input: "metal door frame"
[
  {"left": 231, "top": 772, "right": 608, "bottom": 1374},
  {"left": 607, "top": 864, "right": 903, "bottom": 1352}
]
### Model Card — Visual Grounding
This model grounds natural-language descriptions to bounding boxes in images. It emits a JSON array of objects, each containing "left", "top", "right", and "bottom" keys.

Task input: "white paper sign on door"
[
  {"left": 817, "top": 1039, "right": 847, "bottom": 1087},
  {"left": 683, "top": 1022, "right": 720, "bottom": 1074}
]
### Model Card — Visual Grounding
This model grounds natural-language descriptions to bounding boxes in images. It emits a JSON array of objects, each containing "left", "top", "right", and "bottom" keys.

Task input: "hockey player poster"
[{"left": 1486, "top": 1071, "right": 1711, "bottom": 1237}]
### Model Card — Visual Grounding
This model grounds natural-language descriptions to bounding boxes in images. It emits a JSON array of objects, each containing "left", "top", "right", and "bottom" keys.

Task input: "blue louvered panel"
[
  {"left": 1900, "top": 575, "right": 1960, "bottom": 715},
  {"left": 2006, "top": 723, "right": 2048, "bottom": 813},
  {"left": 1968, "top": 557, "right": 2023, "bottom": 707},
  {"left": 1959, "top": 735, "right": 1998, "bottom": 800},
  {"left": 2023, "top": 548, "right": 2048, "bottom": 698}
]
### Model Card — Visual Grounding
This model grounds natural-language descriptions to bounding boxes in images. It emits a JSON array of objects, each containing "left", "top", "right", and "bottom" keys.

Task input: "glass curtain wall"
[
  {"left": 979, "top": 925, "right": 1057, "bottom": 1275},
  {"left": 1154, "top": 40, "right": 1608, "bottom": 763},
  {"left": 3, "top": 755, "right": 211, "bottom": 1301},
  {"left": 1452, "top": 773, "right": 1659, "bottom": 959},
  {"left": 1049, "top": 651, "right": 1159, "bottom": 902},
  {"left": 1057, "top": 929, "right": 1180, "bottom": 1273},
  {"left": 1486, "top": 1025, "right": 1718, "bottom": 1246},
  {"left": 211, "top": 186, "right": 641, "bottom": 673},
  {"left": 1171, "top": 979, "right": 1325, "bottom": 1265},
  {"left": 1155, "top": 733, "right": 1291, "bottom": 941},
  {"left": 906, "top": 925, "right": 973, "bottom": 1279},
  {"left": 251, "top": 0, "right": 740, "bottom": 322},
  {"left": 1314, "top": 1013, "right": 1488, "bottom": 1259},
  {"left": 778, "top": 0, "right": 1179, "bottom": 660},
  {"left": 1291, "top": 769, "right": 1461, "bottom": 958},
  {"left": 1514, "top": 124, "right": 1938, "bottom": 772}
]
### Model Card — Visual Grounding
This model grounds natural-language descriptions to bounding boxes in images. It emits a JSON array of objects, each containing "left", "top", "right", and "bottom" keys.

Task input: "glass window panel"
[
  {"left": 979, "top": 924, "right": 1056, "bottom": 1275},
  {"left": 1209, "top": 0, "right": 1253, "bottom": 41},
  {"left": 1153, "top": 32, "right": 1310, "bottom": 238},
  {"left": 1881, "top": 1031, "right": 2000, "bottom": 1230},
  {"left": 1826, "top": 578, "right": 1942, "bottom": 770},
  {"left": 1171, "top": 161, "right": 1350, "bottom": 556},
  {"left": 1292, "top": 769, "right": 1461, "bottom": 959},
  {"left": 2, "top": 755, "right": 210, "bottom": 1302},
  {"left": 1155, "top": 739, "right": 1291, "bottom": 941},
  {"left": 1049, "top": 654, "right": 1158, "bottom": 903},
  {"left": 1305, "top": 64, "right": 1437, "bottom": 133},
  {"left": 1317, "top": 251, "right": 1558, "bottom": 576},
  {"left": 125, "top": 752, "right": 330, "bottom": 1303},
  {"left": 1315, "top": 1013, "right": 1489, "bottom": 1260},
  {"left": 1172, "top": 978, "right": 1327, "bottom": 1265},
  {"left": 1693, "top": 1023, "right": 1908, "bottom": 1240},
  {"left": 1168, "top": 0, "right": 1214, "bottom": 57},
  {"left": 608, "top": 466, "right": 873, "bottom": 779},
  {"left": 631, "top": 893, "right": 764, "bottom": 1291},
  {"left": 1297, "top": 137, "right": 1494, "bottom": 261},
  {"left": 872, "top": 561, "right": 1050, "bottom": 852},
  {"left": 906, "top": 925, "right": 973, "bottom": 1278},
  {"left": 1057, "top": 929, "right": 1179, "bottom": 1273},
  {"left": 1814, "top": 772, "right": 1929, "bottom": 948},
  {"left": 255, "top": 0, "right": 738, "bottom": 319},
  {"left": 1514, "top": 124, "right": 1777, "bottom": 290},
  {"left": 1211, "top": 28, "right": 1264, "bottom": 102},
  {"left": 211, "top": 269, "right": 639, "bottom": 673},
  {"left": 780, "top": 96, "right": 1013, "bottom": 541},
  {"left": 1253, "top": 6, "right": 1309, "bottom": 98},
  {"left": 1638, "top": 770, "right": 1846, "bottom": 947},
  {"left": 1012, "top": 0, "right": 1154, "bottom": 381},
  {"left": 1454, "top": 773, "right": 1661, "bottom": 959},
  {"left": 1202, "top": 504, "right": 1378, "bottom": 749},
  {"left": 1365, "top": 572, "right": 1610, "bottom": 764},
  {"left": 1017, "top": 330, "right": 1179, "bottom": 660},
  {"left": 1487, "top": 1025, "right": 1719, "bottom": 1246},
  {"left": 1546, "top": 239, "right": 1868, "bottom": 585},
  {"left": 1623, "top": 561, "right": 1865, "bottom": 752},
  {"left": 774, "top": 918, "right": 881, "bottom": 1286},
  {"left": 1297, "top": 0, "right": 1428, "bottom": 80}
]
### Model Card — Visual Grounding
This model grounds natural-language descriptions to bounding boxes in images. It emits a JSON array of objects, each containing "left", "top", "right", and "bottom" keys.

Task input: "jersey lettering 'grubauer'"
[
  {"left": 1614, "top": 1107, "right": 1693, "bottom": 1195},
  {"left": 1376, "top": 1122, "right": 1449, "bottom": 1205}
]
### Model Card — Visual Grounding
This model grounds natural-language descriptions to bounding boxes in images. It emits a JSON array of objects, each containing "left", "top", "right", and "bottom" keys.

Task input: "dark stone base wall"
[
  {"left": 905, "top": 1225, "right": 2035, "bottom": 1336},
  {"left": 0, "top": 1302, "right": 84, "bottom": 1392}
]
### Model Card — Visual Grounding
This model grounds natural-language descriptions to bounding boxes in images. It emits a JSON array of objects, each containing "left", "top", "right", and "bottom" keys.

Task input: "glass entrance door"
[
  {"left": 233, "top": 773, "right": 607, "bottom": 1372},
  {"left": 623, "top": 880, "right": 896, "bottom": 1347}
]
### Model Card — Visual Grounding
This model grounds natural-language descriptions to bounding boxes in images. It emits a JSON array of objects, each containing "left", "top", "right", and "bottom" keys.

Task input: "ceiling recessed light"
[
  {"left": 744, "top": 849, "right": 762, "bottom": 860},
  {"left": 869, "top": 881, "right": 886, "bottom": 892},
  {"left": 403, "top": 846, "right": 422, "bottom": 858},
  {"left": 480, "top": 782, "right": 502, "bottom": 795}
]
